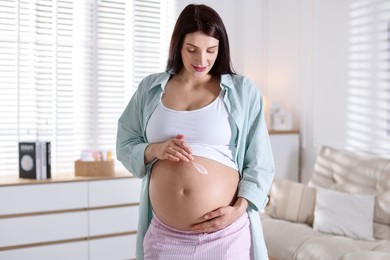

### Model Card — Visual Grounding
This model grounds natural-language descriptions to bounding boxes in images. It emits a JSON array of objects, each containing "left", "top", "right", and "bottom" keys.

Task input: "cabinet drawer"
[
  {"left": 89, "top": 178, "right": 141, "bottom": 207},
  {"left": 0, "top": 241, "right": 88, "bottom": 260},
  {"left": 0, "top": 212, "right": 88, "bottom": 248},
  {"left": 89, "top": 206, "right": 139, "bottom": 236},
  {"left": 0, "top": 182, "right": 88, "bottom": 216},
  {"left": 89, "top": 234, "right": 137, "bottom": 260}
]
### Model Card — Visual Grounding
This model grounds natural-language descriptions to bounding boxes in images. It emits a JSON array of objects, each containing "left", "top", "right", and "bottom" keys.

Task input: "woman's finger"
[
  {"left": 191, "top": 217, "right": 227, "bottom": 233},
  {"left": 172, "top": 137, "right": 193, "bottom": 161},
  {"left": 171, "top": 145, "right": 193, "bottom": 161},
  {"left": 203, "top": 207, "right": 226, "bottom": 220}
]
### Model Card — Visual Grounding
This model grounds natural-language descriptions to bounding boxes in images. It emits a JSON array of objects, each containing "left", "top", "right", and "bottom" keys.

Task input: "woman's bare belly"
[{"left": 149, "top": 156, "right": 239, "bottom": 231}]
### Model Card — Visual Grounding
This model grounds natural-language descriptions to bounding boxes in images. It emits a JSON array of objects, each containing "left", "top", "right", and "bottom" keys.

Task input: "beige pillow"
[{"left": 265, "top": 177, "right": 316, "bottom": 225}]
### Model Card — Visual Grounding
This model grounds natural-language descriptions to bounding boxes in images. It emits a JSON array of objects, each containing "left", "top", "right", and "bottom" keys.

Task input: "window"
[
  {"left": 0, "top": 0, "right": 178, "bottom": 176},
  {"left": 346, "top": 0, "right": 390, "bottom": 152}
]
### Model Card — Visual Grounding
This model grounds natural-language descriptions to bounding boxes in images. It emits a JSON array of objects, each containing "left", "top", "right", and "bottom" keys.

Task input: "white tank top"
[{"left": 146, "top": 91, "right": 238, "bottom": 170}]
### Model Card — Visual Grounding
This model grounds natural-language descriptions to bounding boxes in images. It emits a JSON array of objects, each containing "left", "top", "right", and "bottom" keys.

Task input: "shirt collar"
[
  {"left": 148, "top": 72, "right": 172, "bottom": 91},
  {"left": 220, "top": 74, "right": 234, "bottom": 90}
]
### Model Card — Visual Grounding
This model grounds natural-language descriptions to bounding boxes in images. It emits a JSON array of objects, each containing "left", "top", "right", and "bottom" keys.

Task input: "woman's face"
[{"left": 180, "top": 31, "right": 219, "bottom": 78}]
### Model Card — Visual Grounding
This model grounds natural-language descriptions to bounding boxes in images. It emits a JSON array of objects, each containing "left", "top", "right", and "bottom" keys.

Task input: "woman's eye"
[
  {"left": 187, "top": 49, "right": 196, "bottom": 53},
  {"left": 207, "top": 50, "right": 216, "bottom": 54}
]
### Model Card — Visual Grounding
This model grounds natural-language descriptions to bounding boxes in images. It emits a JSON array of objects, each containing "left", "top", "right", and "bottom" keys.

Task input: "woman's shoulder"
[
  {"left": 137, "top": 71, "right": 171, "bottom": 91},
  {"left": 221, "top": 74, "right": 260, "bottom": 94},
  {"left": 222, "top": 73, "right": 245, "bottom": 83}
]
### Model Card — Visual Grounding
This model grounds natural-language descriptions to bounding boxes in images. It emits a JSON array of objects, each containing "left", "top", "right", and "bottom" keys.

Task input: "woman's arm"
[
  {"left": 237, "top": 81, "right": 275, "bottom": 211},
  {"left": 116, "top": 90, "right": 150, "bottom": 178}
]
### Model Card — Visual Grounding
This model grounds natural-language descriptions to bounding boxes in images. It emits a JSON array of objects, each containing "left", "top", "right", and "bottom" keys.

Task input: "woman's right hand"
[{"left": 145, "top": 134, "right": 194, "bottom": 163}]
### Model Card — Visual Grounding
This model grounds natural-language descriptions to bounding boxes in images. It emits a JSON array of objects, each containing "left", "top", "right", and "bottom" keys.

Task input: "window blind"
[{"left": 0, "top": 0, "right": 178, "bottom": 176}]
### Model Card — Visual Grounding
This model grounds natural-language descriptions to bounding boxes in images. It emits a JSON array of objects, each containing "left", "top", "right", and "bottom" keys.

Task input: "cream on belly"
[{"left": 149, "top": 156, "right": 239, "bottom": 231}]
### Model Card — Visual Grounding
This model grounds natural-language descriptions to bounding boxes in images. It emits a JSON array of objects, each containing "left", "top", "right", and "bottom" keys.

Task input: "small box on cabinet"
[{"left": 74, "top": 160, "right": 115, "bottom": 177}]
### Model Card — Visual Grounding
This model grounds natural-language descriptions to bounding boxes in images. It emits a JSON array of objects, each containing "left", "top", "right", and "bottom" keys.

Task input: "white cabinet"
[
  {"left": 0, "top": 182, "right": 88, "bottom": 215},
  {"left": 89, "top": 206, "right": 139, "bottom": 236},
  {"left": 0, "top": 212, "right": 88, "bottom": 248},
  {"left": 0, "top": 241, "right": 89, "bottom": 260},
  {"left": 0, "top": 175, "right": 141, "bottom": 260},
  {"left": 89, "top": 178, "right": 141, "bottom": 207},
  {"left": 269, "top": 130, "right": 300, "bottom": 181}
]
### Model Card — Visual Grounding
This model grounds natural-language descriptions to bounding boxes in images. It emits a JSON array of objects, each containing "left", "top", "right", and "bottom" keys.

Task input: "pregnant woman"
[{"left": 116, "top": 4, "right": 275, "bottom": 260}]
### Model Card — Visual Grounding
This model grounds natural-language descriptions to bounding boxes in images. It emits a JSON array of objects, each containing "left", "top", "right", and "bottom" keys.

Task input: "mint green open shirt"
[{"left": 116, "top": 72, "right": 275, "bottom": 260}]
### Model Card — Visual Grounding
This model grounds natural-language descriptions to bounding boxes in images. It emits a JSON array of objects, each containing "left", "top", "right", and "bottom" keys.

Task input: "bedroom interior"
[{"left": 0, "top": 0, "right": 389, "bottom": 259}]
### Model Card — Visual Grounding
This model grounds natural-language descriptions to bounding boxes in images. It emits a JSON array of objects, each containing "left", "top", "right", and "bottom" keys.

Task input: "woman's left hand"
[{"left": 190, "top": 197, "right": 248, "bottom": 233}]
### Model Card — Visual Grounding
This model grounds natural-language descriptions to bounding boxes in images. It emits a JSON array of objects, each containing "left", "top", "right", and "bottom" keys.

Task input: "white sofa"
[{"left": 261, "top": 145, "right": 390, "bottom": 260}]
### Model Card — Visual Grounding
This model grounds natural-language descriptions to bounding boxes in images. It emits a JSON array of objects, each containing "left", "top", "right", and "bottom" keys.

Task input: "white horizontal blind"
[
  {"left": 133, "top": 0, "right": 161, "bottom": 87},
  {"left": 55, "top": 0, "right": 74, "bottom": 171},
  {"left": 0, "top": 0, "right": 17, "bottom": 174},
  {"left": 132, "top": 0, "right": 177, "bottom": 94},
  {"left": 93, "top": 0, "right": 129, "bottom": 154},
  {"left": 0, "top": 0, "right": 178, "bottom": 176}
]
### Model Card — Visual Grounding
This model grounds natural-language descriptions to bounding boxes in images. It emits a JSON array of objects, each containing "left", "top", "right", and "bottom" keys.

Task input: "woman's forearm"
[
  {"left": 235, "top": 196, "right": 249, "bottom": 213},
  {"left": 144, "top": 143, "right": 158, "bottom": 164}
]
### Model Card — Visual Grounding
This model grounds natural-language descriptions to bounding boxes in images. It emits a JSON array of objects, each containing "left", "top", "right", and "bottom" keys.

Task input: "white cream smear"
[{"left": 192, "top": 161, "right": 208, "bottom": 174}]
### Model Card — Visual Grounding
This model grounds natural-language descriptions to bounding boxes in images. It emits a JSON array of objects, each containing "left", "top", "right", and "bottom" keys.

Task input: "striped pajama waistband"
[{"left": 143, "top": 212, "right": 253, "bottom": 260}]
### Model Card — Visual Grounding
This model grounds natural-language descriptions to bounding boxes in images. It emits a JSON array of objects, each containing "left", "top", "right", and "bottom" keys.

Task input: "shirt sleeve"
[
  {"left": 237, "top": 81, "right": 275, "bottom": 211},
  {"left": 116, "top": 85, "right": 149, "bottom": 179}
]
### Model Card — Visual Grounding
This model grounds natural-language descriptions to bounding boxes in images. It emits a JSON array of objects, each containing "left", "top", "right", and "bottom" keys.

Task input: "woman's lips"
[{"left": 192, "top": 65, "right": 207, "bottom": 72}]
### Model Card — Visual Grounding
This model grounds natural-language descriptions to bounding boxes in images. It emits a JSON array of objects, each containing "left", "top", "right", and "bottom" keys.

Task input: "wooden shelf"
[
  {"left": 0, "top": 173, "right": 133, "bottom": 187},
  {"left": 269, "top": 129, "right": 299, "bottom": 135}
]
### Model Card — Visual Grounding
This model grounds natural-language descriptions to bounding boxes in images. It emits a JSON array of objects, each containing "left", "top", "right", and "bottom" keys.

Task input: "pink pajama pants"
[{"left": 143, "top": 212, "right": 253, "bottom": 260}]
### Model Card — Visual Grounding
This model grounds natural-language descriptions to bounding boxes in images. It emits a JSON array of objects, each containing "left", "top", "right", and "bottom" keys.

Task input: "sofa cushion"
[
  {"left": 294, "top": 234, "right": 390, "bottom": 260},
  {"left": 341, "top": 252, "right": 390, "bottom": 260},
  {"left": 313, "top": 188, "right": 375, "bottom": 241},
  {"left": 260, "top": 213, "right": 316, "bottom": 260},
  {"left": 265, "top": 177, "right": 316, "bottom": 225},
  {"left": 374, "top": 222, "right": 390, "bottom": 240},
  {"left": 262, "top": 213, "right": 390, "bottom": 260},
  {"left": 309, "top": 146, "right": 390, "bottom": 231}
]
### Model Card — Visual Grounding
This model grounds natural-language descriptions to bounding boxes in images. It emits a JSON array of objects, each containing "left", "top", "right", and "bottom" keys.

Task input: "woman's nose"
[{"left": 196, "top": 51, "right": 206, "bottom": 65}]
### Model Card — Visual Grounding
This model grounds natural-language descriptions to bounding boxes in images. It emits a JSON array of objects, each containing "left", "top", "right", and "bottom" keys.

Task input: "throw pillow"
[
  {"left": 313, "top": 188, "right": 375, "bottom": 241},
  {"left": 265, "top": 177, "right": 316, "bottom": 225}
]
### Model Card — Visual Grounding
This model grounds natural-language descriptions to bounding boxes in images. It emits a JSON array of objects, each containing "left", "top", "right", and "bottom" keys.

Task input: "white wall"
[
  {"left": 178, "top": 0, "right": 390, "bottom": 182},
  {"left": 265, "top": 0, "right": 390, "bottom": 182}
]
